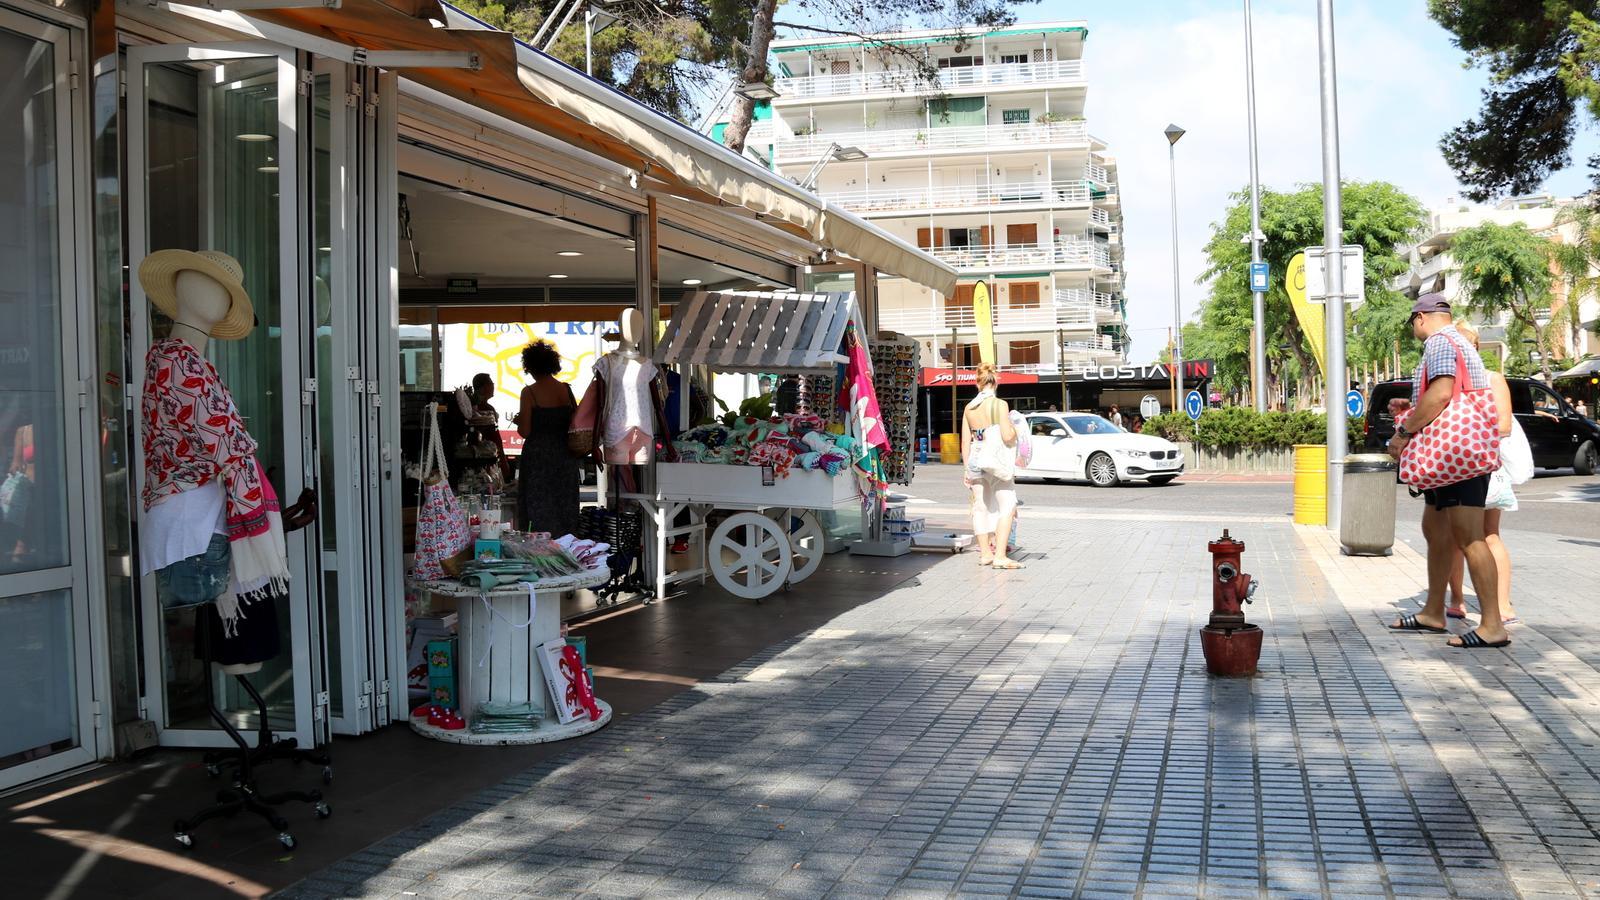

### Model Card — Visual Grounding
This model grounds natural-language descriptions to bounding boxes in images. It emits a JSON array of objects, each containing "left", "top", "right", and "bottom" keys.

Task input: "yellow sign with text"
[
  {"left": 1286, "top": 252, "right": 1326, "bottom": 376},
  {"left": 972, "top": 280, "right": 995, "bottom": 366}
]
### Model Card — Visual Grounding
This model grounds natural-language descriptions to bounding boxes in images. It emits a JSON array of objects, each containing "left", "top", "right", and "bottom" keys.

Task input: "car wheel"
[
  {"left": 1147, "top": 475, "right": 1177, "bottom": 486},
  {"left": 1577, "top": 440, "right": 1599, "bottom": 476},
  {"left": 1087, "top": 452, "right": 1119, "bottom": 487}
]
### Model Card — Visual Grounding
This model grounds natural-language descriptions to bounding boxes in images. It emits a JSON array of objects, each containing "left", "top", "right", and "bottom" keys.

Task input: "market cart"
[{"left": 625, "top": 289, "right": 868, "bottom": 601}]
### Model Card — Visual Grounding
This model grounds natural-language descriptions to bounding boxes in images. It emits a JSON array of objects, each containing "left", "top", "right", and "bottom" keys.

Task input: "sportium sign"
[{"left": 919, "top": 367, "right": 1041, "bottom": 387}]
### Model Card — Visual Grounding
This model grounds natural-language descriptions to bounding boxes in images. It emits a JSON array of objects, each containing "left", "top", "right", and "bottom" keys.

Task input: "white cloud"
[{"left": 1082, "top": 0, "right": 1492, "bottom": 361}]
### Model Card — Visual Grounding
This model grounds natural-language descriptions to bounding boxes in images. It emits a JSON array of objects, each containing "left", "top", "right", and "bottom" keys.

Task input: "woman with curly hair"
[{"left": 515, "top": 340, "right": 579, "bottom": 535}]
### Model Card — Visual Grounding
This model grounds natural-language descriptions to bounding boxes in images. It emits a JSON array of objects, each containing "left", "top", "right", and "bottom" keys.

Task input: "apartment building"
[
  {"left": 1396, "top": 194, "right": 1600, "bottom": 366},
  {"left": 756, "top": 21, "right": 1128, "bottom": 384}
]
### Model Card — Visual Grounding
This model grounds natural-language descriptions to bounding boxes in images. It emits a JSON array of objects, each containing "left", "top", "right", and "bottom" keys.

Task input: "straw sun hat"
[{"left": 138, "top": 249, "right": 256, "bottom": 340}]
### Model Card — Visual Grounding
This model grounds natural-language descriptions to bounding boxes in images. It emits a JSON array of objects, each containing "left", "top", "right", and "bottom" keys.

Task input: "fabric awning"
[
  {"left": 239, "top": 0, "right": 956, "bottom": 296},
  {"left": 1558, "top": 357, "right": 1600, "bottom": 379},
  {"left": 656, "top": 290, "right": 855, "bottom": 375}
]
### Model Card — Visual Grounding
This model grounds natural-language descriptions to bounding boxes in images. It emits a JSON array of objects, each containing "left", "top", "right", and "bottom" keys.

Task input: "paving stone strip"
[{"left": 280, "top": 514, "right": 1598, "bottom": 899}]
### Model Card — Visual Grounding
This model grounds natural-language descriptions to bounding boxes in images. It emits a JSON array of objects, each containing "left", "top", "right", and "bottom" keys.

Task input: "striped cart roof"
[{"left": 655, "top": 290, "right": 858, "bottom": 375}]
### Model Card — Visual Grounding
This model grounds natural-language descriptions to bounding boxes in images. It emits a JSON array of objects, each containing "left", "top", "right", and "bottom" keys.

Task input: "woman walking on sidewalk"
[{"left": 961, "top": 364, "right": 1022, "bottom": 570}]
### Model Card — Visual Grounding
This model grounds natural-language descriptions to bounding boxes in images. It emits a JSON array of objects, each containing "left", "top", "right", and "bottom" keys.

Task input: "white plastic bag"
[{"left": 1499, "top": 419, "right": 1534, "bottom": 485}]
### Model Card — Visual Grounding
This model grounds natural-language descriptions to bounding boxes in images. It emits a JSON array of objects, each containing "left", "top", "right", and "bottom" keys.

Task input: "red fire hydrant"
[{"left": 1199, "top": 529, "right": 1263, "bottom": 676}]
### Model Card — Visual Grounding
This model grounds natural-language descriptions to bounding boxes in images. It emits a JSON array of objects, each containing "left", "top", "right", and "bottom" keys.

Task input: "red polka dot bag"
[{"left": 1398, "top": 342, "right": 1501, "bottom": 491}]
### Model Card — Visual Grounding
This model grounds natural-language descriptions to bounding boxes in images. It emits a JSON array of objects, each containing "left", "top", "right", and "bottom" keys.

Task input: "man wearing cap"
[{"left": 1385, "top": 294, "right": 1508, "bottom": 649}]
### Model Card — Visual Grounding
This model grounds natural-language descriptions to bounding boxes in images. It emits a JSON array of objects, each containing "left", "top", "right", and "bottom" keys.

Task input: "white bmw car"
[{"left": 1017, "top": 413, "right": 1184, "bottom": 487}]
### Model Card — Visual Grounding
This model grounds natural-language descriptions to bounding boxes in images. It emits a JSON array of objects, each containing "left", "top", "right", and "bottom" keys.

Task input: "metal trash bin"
[{"left": 1339, "top": 453, "right": 1397, "bottom": 556}]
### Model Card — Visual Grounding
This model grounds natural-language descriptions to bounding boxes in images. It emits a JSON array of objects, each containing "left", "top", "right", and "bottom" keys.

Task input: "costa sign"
[
  {"left": 920, "top": 367, "right": 1040, "bottom": 387},
  {"left": 1066, "top": 360, "right": 1213, "bottom": 383}
]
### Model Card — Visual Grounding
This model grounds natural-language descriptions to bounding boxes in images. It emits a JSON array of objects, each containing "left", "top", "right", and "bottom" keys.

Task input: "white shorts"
[{"left": 969, "top": 472, "right": 1018, "bottom": 535}]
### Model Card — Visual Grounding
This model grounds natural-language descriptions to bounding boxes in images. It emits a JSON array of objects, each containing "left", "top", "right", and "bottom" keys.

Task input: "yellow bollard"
[
  {"left": 939, "top": 433, "right": 961, "bottom": 465},
  {"left": 1292, "top": 444, "right": 1328, "bottom": 525}
]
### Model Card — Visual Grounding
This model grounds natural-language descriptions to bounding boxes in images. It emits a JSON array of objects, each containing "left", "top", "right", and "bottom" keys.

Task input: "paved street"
[{"left": 283, "top": 470, "right": 1600, "bottom": 899}]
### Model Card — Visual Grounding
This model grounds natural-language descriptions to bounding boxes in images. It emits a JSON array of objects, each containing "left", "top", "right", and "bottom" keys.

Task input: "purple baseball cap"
[{"left": 1410, "top": 293, "right": 1451, "bottom": 315}]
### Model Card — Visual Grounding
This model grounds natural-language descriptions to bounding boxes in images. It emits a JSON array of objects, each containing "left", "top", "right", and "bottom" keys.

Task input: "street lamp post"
[
  {"left": 1316, "top": 0, "right": 1348, "bottom": 530},
  {"left": 1244, "top": 0, "right": 1267, "bottom": 412},
  {"left": 1165, "top": 124, "right": 1186, "bottom": 409}
]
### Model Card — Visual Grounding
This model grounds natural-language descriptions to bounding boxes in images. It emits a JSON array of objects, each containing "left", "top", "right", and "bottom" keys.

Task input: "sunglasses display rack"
[
  {"left": 795, "top": 373, "right": 837, "bottom": 424},
  {"left": 869, "top": 332, "right": 920, "bottom": 486}
]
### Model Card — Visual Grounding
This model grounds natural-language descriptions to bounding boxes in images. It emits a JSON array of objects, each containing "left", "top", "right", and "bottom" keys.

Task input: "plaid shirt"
[{"left": 1410, "top": 325, "right": 1488, "bottom": 407}]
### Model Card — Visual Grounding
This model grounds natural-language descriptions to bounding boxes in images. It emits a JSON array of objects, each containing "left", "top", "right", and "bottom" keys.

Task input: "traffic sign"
[
  {"left": 1249, "top": 261, "right": 1269, "bottom": 293},
  {"left": 1185, "top": 390, "right": 1204, "bottom": 421},
  {"left": 1140, "top": 394, "right": 1161, "bottom": 418},
  {"left": 1303, "top": 244, "right": 1365, "bottom": 307},
  {"left": 1346, "top": 389, "right": 1365, "bottom": 419}
]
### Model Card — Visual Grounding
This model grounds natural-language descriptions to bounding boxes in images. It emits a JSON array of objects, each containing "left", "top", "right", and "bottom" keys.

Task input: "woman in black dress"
[{"left": 515, "top": 341, "right": 579, "bottom": 536}]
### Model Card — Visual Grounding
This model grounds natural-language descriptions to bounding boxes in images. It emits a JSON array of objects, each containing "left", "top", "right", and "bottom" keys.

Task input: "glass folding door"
[
  {"left": 0, "top": 6, "right": 100, "bottom": 792},
  {"left": 127, "top": 44, "right": 325, "bottom": 749}
]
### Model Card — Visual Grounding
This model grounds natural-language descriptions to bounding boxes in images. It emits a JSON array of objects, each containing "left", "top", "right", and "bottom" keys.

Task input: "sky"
[{"left": 1053, "top": 0, "right": 1600, "bottom": 362}]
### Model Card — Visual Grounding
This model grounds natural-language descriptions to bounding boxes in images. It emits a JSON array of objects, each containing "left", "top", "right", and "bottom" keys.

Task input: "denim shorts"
[{"left": 157, "top": 533, "right": 231, "bottom": 608}]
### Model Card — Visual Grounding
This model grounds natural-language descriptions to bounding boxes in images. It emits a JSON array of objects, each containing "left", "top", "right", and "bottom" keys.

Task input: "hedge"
[{"left": 1144, "top": 407, "right": 1366, "bottom": 450}]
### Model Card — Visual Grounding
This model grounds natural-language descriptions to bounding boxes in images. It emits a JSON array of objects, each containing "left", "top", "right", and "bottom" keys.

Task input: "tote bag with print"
[
  {"left": 412, "top": 404, "right": 472, "bottom": 581},
  {"left": 1398, "top": 343, "right": 1500, "bottom": 491}
]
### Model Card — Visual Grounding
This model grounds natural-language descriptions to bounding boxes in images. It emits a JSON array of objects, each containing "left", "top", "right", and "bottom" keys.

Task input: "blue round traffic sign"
[
  {"left": 1185, "top": 390, "right": 1204, "bottom": 421},
  {"left": 1346, "top": 389, "right": 1365, "bottom": 419}
]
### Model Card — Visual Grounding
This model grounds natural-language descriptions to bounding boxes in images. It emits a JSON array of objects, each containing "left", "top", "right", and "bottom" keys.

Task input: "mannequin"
[
  {"left": 594, "top": 309, "right": 671, "bottom": 468},
  {"left": 139, "top": 251, "right": 313, "bottom": 676}
]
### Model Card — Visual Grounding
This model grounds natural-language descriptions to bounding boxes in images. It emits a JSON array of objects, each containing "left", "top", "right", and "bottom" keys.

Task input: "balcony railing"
[
  {"left": 927, "top": 240, "right": 1111, "bottom": 270},
  {"left": 1084, "top": 163, "right": 1109, "bottom": 185},
  {"left": 823, "top": 180, "right": 1090, "bottom": 214},
  {"left": 880, "top": 306, "right": 1101, "bottom": 335},
  {"left": 774, "top": 59, "right": 1085, "bottom": 102},
  {"left": 1089, "top": 208, "right": 1112, "bottom": 228},
  {"left": 777, "top": 120, "right": 1088, "bottom": 160}
]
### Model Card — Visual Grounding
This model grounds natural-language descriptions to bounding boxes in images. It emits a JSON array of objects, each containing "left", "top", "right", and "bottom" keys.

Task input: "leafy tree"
[
  {"left": 1428, "top": 0, "right": 1600, "bottom": 201},
  {"left": 1448, "top": 221, "right": 1558, "bottom": 381},
  {"left": 1552, "top": 201, "right": 1600, "bottom": 348},
  {"left": 1192, "top": 181, "right": 1426, "bottom": 405}
]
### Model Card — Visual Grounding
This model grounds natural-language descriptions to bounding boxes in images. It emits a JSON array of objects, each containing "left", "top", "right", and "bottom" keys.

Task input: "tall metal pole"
[
  {"left": 1316, "top": 0, "right": 1347, "bottom": 530},
  {"left": 1165, "top": 125, "right": 1186, "bottom": 409},
  {"left": 585, "top": 6, "right": 594, "bottom": 75},
  {"left": 1057, "top": 330, "right": 1068, "bottom": 411},
  {"left": 1244, "top": 0, "right": 1267, "bottom": 412}
]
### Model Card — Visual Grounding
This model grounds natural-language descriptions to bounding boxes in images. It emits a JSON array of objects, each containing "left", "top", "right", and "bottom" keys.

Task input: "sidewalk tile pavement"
[{"left": 281, "top": 510, "right": 1600, "bottom": 899}]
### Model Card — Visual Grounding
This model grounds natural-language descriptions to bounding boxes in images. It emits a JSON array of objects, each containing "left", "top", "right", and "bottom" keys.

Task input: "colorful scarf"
[
  {"left": 837, "top": 325, "right": 889, "bottom": 499},
  {"left": 143, "top": 339, "right": 289, "bottom": 613}
]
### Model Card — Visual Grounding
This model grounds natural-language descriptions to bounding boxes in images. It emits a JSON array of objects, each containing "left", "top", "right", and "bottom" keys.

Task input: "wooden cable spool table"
[{"left": 409, "top": 566, "right": 611, "bottom": 745}]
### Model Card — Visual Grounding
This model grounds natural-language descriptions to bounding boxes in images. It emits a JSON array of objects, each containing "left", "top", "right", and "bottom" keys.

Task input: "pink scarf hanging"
[{"left": 143, "top": 339, "right": 290, "bottom": 613}]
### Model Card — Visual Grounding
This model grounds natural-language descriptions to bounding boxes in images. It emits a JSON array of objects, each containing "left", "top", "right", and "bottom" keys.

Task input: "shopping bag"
[
  {"left": 1398, "top": 343, "right": 1500, "bottom": 491},
  {"left": 1009, "top": 410, "right": 1033, "bottom": 469},
  {"left": 413, "top": 404, "right": 471, "bottom": 581},
  {"left": 1499, "top": 418, "right": 1535, "bottom": 485},
  {"left": 568, "top": 376, "right": 604, "bottom": 458},
  {"left": 967, "top": 398, "right": 1017, "bottom": 480}
]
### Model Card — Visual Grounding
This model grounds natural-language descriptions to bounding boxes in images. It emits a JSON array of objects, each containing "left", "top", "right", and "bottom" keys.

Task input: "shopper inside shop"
[{"left": 515, "top": 340, "right": 579, "bottom": 536}]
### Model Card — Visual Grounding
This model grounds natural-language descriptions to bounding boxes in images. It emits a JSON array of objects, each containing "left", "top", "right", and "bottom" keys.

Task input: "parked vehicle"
[
  {"left": 1364, "top": 378, "right": 1600, "bottom": 475},
  {"left": 1018, "top": 413, "right": 1184, "bottom": 486}
]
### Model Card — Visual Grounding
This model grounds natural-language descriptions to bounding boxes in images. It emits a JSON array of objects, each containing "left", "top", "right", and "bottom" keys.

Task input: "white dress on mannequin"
[{"left": 596, "top": 351, "right": 658, "bottom": 465}]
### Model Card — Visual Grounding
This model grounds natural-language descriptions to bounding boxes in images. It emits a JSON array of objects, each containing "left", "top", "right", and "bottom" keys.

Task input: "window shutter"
[
  {"left": 917, "top": 228, "right": 931, "bottom": 249},
  {"left": 1006, "top": 223, "right": 1038, "bottom": 246},
  {"left": 980, "top": 226, "right": 992, "bottom": 248}
]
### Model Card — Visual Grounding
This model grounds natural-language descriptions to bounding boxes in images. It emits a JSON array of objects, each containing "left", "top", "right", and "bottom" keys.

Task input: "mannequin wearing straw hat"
[{"left": 138, "top": 250, "right": 314, "bottom": 675}]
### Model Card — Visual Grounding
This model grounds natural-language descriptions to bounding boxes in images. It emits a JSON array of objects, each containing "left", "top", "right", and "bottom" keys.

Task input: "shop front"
[{"left": 0, "top": 0, "right": 954, "bottom": 795}]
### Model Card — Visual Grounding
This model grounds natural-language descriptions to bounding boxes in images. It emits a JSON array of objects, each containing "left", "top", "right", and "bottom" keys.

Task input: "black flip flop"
[
  {"left": 1389, "top": 613, "right": 1447, "bottom": 634},
  {"left": 1451, "top": 629, "right": 1511, "bottom": 649}
]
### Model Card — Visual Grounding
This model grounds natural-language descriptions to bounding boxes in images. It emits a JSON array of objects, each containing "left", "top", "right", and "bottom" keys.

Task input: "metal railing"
[
  {"left": 777, "top": 120, "right": 1089, "bottom": 160},
  {"left": 773, "top": 59, "right": 1085, "bottom": 101},
  {"left": 877, "top": 290, "right": 1116, "bottom": 335},
  {"left": 1090, "top": 207, "right": 1112, "bottom": 227},
  {"left": 823, "top": 180, "right": 1090, "bottom": 214},
  {"left": 927, "top": 240, "right": 1111, "bottom": 270},
  {"left": 1084, "top": 163, "right": 1109, "bottom": 184}
]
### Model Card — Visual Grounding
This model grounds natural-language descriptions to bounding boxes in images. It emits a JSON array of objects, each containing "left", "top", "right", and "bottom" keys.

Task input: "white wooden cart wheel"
[
  {"left": 767, "top": 510, "right": 825, "bottom": 584},
  {"left": 710, "top": 512, "right": 793, "bottom": 600}
]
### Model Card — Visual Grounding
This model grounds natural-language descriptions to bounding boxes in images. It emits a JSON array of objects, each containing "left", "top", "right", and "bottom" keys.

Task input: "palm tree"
[
  {"left": 1552, "top": 201, "right": 1600, "bottom": 357},
  {"left": 1450, "top": 222, "right": 1557, "bottom": 381}
]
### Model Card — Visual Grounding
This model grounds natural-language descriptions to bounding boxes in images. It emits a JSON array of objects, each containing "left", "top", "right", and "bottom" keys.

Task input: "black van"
[{"left": 1363, "top": 378, "right": 1600, "bottom": 474}]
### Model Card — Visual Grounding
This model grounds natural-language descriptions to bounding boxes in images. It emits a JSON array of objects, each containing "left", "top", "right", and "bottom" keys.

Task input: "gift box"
[{"left": 426, "top": 638, "right": 459, "bottom": 710}]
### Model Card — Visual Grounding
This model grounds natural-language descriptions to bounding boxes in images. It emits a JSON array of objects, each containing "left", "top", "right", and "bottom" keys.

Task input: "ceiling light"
[
  {"left": 557, "top": 250, "right": 584, "bottom": 257},
  {"left": 258, "top": 165, "right": 279, "bottom": 173},
  {"left": 681, "top": 278, "right": 703, "bottom": 286},
  {"left": 236, "top": 133, "right": 273, "bottom": 142},
  {"left": 549, "top": 274, "right": 569, "bottom": 279}
]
